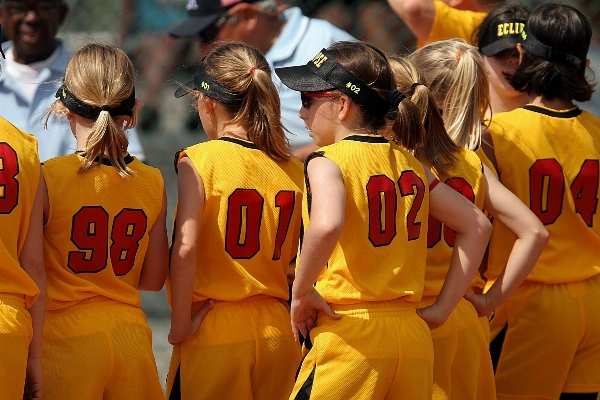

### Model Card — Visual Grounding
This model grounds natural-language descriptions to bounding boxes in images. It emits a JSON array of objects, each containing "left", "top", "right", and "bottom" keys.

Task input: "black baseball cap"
[
  {"left": 275, "top": 49, "right": 390, "bottom": 116},
  {"left": 170, "top": 0, "right": 259, "bottom": 38},
  {"left": 479, "top": 19, "right": 526, "bottom": 56}
]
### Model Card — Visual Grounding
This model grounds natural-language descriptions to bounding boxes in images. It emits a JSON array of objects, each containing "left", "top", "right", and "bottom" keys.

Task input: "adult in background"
[
  {"left": 169, "top": 0, "right": 355, "bottom": 161},
  {"left": 387, "top": 0, "right": 502, "bottom": 47},
  {"left": 0, "top": 0, "right": 145, "bottom": 162}
]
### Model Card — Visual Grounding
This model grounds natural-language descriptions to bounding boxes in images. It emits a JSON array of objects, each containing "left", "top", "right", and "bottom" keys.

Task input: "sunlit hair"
[
  {"left": 388, "top": 55, "right": 459, "bottom": 179},
  {"left": 508, "top": 3, "right": 594, "bottom": 102},
  {"left": 44, "top": 42, "right": 136, "bottom": 177},
  {"left": 200, "top": 42, "right": 291, "bottom": 161},
  {"left": 326, "top": 41, "right": 425, "bottom": 152},
  {"left": 410, "top": 39, "right": 490, "bottom": 151}
]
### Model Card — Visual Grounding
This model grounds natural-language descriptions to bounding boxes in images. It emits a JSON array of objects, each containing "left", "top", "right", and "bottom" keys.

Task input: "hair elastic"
[
  {"left": 388, "top": 90, "right": 406, "bottom": 108},
  {"left": 410, "top": 83, "right": 423, "bottom": 95},
  {"left": 55, "top": 85, "right": 136, "bottom": 120},
  {"left": 455, "top": 49, "right": 464, "bottom": 61},
  {"left": 249, "top": 66, "right": 257, "bottom": 74}
]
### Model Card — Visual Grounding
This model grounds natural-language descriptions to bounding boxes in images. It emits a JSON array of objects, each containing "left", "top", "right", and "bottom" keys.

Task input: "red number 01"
[
  {"left": 427, "top": 177, "right": 475, "bottom": 248},
  {"left": 69, "top": 206, "right": 147, "bottom": 275},
  {"left": 0, "top": 143, "right": 19, "bottom": 214},
  {"left": 225, "top": 189, "right": 297, "bottom": 260},
  {"left": 530, "top": 159, "right": 599, "bottom": 227},
  {"left": 366, "top": 171, "right": 425, "bottom": 247}
]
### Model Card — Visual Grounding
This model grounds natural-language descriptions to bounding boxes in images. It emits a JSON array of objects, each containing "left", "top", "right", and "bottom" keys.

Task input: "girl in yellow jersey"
[
  {"left": 167, "top": 42, "right": 303, "bottom": 399},
  {"left": 393, "top": 44, "right": 548, "bottom": 399},
  {"left": 482, "top": 4, "right": 600, "bottom": 399},
  {"left": 40, "top": 43, "right": 168, "bottom": 399},
  {"left": 0, "top": 115, "right": 45, "bottom": 400},
  {"left": 275, "top": 41, "right": 493, "bottom": 399}
]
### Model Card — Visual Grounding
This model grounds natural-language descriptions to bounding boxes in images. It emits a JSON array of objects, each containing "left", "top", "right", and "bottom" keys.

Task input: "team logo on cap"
[
  {"left": 312, "top": 52, "right": 328, "bottom": 68},
  {"left": 496, "top": 22, "right": 525, "bottom": 37},
  {"left": 186, "top": 0, "right": 198, "bottom": 10}
]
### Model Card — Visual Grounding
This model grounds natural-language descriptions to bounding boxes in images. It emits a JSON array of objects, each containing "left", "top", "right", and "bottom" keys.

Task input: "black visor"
[
  {"left": 520, "top": 27, "right": 587, "bottom": 68},
  {"left": 174, "top": 60, "right": 244, "bottom": 106},
  {"left": 479, "top": 19, "right": 526, "bottom": 56},
  {"left": 56, "top": 85, "right": 135, "bottom": 120},
  {"left": 275, "top": 49, "right": 391, "bottom": 116}
]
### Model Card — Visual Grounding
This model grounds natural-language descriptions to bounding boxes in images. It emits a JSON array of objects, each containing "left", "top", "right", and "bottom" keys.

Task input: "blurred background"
[{"left": 4, "top": 0, "right": 599, "bottom": 391}]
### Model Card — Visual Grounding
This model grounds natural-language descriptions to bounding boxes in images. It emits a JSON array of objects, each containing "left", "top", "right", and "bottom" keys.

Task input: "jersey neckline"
[
  {"left": 523, "top": 104, "right": 582, "bottom": 118},
  {"left": 342, "top": 134, "right": 388, "bottom": 144},
  {"left": 74, "top": 151, "right": 134, "bottom": 166},
  {"left": 218, "top": 136, "right": 258, "bottom": 149}
]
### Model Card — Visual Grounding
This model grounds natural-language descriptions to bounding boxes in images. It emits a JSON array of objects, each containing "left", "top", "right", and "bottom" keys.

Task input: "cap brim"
[
  {"left": 174, "top": 80, "right": 197, "bottom": 98},
  {"left": 169, "top": 14, "right": 219, "bottom": 38},
  {"left": 481, "top": 38, "right": 519, "bottom": 57},
  {"left": 275, "top": 65, "right": 336, "bottom": 92}
]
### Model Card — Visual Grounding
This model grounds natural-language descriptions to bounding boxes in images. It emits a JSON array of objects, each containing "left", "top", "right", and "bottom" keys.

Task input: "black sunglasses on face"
[
  {"left": 300, "top": 91, "right": 339, "bottom": 109},
  {"left": 3, "top": 0, "right": 60, "bottom": 16}
]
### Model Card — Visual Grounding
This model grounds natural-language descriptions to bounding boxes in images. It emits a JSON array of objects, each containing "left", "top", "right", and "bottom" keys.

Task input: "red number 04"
[
  {"left": 366, "top": 171, "right": 425, "bottom": 247},
  {"left": 0, "top": 143, "right": 19, "bottom": 214},
  {"left": 225, "top": 189, "right": 297, "bottom": 260},
  {"left": 69, "top": 206, "right": 148, "bottom": 275},
  {"left": 427, "top": 177, "right": 475, "bottom": 248},
  {"left": 530, "top": 159, "right": 599, "bottom": 227}
]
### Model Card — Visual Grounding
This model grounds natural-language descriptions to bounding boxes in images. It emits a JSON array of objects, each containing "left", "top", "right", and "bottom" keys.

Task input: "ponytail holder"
[
  {"left": 388, "top": 90, "right": 406, "bottom": 108},
  {"left": 249, "top": 66, "right": 257, "bottom": 74},
  {"left": 100, "top": 105, "right": 111, "bottom": 112},
  {"left": 455, "top": 49, "right": 464, "bottom": 61},
  {"left": 410, "top": 83, "right": 423, "bottom": 95}
]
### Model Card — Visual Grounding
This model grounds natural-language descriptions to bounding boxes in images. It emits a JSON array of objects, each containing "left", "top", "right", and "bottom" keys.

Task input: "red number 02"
[
  {"left": 0, "top": 143, "right": 19, "bottom": 214},
  {"left": 366, "top": 171, "right": 425, "bottom": 247},
  {"left": 225, "top": 189, "right": 296, "bottom": 260},
  {"left": 69, "top": 206, "right": 147, "bottom": 275},
  {"left": 530, "top": 159, "right": 599, "bottom": 227},
  {"left": 427, "top": 177, "right": 475, "bottom": 248}
]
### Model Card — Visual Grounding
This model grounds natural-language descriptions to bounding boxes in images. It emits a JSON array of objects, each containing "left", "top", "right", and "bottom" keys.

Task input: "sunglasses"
[
  {"left": 300, "top": 91, "right": 340, "bottom": 109},
  {"left": 198, "top": 12, "right": 237, "bottom": 44}
]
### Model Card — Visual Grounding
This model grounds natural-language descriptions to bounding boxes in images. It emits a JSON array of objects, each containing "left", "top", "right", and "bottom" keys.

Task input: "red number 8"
[
  {"left": 0, "top": 143, "right": 19, "bottom": 214},
  {"left": 69, "top": 206, "right": 147, "bottom": 275}
]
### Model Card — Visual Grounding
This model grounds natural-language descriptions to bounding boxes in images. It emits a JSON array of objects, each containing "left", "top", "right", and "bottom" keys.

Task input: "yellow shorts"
[
  {"left": 291, "top": 299, "right": 433, "bottom": 400},
  {"left": 42, "top": 297, "right": 164, "bottom": 400},
  {"left": 166, "top": 296, "right": 301, "bottom": 400},
  {"left": 0, "top": 294, "right": 32, "bottom": 400},
  {"left": 496, "top": 274, "right": 600, "bottom": 399},
  {"left": 417, "top": 296, "right": 496, "bottom": 400}
]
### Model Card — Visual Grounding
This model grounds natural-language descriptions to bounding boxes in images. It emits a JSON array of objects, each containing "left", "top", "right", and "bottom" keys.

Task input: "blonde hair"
[
  {"left": 388, "top": 55, "right": 459, "bottom": 179},
  {"left": 45, "top": 42, "right": 136, "bottom": 177},
  {"left": 409, "top": 39, "right": 490, "bottom": 151},
  {"left": 202, "top": 42, "right": 291, "bottom": 161}
]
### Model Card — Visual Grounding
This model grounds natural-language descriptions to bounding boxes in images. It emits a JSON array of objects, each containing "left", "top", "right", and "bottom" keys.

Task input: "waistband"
[
  {"left": 46, "top": 296, "right": 140, "bottom": 317},
  {"left": 0, "top": 293, "right": 26, "bottom": 307},
  {"left": 324, "top": 298, "right": 417, "bottom": 316},
  {"left": 191, "top": 294, "right": 283, "bottom": 314}
]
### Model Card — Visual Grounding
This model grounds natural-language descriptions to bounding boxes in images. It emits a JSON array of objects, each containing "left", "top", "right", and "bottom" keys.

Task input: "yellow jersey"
[
  {"left": 305, "top": 134, "right": 429, "bottom": 304},
  {"left": 0, "top": 117, "right": 41, "bottom": 308},
  {"left": 43, "top": 153, "right": 164, "bottom": 310},
  {"left": 177, "top": 137, "right": 304, "bottom": 302},
  {"left": 488, "top": 105, "right": 600, "bottom": 284},
  {"left": 424, "top": 147, "right": 486, "bottom": 296},
  {"left": 420, "top": 1, "right": 486, "bottom": 47}
]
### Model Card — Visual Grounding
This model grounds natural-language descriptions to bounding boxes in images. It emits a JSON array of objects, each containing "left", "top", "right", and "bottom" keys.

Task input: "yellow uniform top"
[
  {"left": 43, "top": 153, "right": 164, "bottom": 310},
  {"left": 424, "top": 147, "right": 486, "bottom": 296},
  {"left": 420, "top": 0, "right": 486, "bottom": 47},
  {"left": 306, "top": 134, "right": 429, "bottom": 304},
  {"left": 488, "top": 105, "right": 600, "bottom": 284},
  {"left": 178, "top": 137, "right": 304, "bottom": 303},
  {"left": 0, "top": 117, "right": 41, "bottom": 308}
]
